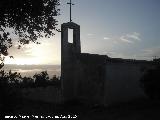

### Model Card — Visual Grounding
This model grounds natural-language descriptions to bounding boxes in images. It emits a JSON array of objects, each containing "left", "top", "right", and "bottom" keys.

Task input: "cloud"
[
  {"left": 102, "top": 50, "right": 135, "bottom": 59},
  {"left": 103, "top": 37, "right": 110, "bottom": 40},
  {"left": 113, "top": 41, "right": 118, "bottom": 44},
  {"left": 87, "top": 33, "right": 94, "bottom": 36},
  {"left": 127, "top": 46, "right": 160, "bottom": 60},
  {"left": 120, "top": 36, "right": 134, "bottom": 43},
  {"left": 141, "top": 46, "right": 160, "bottom": 58},
  {"left": 87, "top": 33, "right": 95, "bottom": 39},
  {"left": 120, "top": 32, "right": 141, "bottom": 43},
  {"left": 126, "top": 32, "right": 141, "bottom": 41},
  {"left": 102, "top": 51, "right": 117, "bottom": 57}
]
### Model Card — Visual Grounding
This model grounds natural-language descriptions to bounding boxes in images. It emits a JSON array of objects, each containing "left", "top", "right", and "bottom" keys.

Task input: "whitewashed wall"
[{"left": 104, "top": 63, "right": 148, "bottom": 105}]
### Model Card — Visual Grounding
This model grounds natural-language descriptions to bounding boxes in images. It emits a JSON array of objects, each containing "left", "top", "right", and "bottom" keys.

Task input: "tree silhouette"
[{"left": 0, "top": 0, "right": 60, "bottom": 67}]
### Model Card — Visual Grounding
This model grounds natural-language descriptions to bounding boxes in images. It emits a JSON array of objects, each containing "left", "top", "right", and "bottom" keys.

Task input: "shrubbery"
[
  {"left": 0, "top": 70, "right": 23, "bottom": 114},
  {"left": 140, "top": 63, "right": 160, "bottom": 100},
  {"left": 0, "top": 70, "right": 60, "bottom": 88},
  {"left": 0, "top": 70, "right": 61, "bottom": 114}
]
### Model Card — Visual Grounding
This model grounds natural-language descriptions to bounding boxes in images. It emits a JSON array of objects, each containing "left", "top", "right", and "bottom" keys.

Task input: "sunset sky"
[{"left": 4, "top": 0, "right": 160, "bottom": 65}]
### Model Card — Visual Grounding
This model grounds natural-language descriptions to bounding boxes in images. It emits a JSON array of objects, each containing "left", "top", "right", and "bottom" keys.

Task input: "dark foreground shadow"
[{"left": 1, "top": 97, "right": 160, "bottom": 120}]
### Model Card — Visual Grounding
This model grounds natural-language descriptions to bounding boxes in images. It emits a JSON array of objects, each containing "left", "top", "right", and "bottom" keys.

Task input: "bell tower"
[
  {"left": 61, "top": 22, "right": 81, "bottom": 100},
  {"left": 61, "top": 0, "right": 81, "bottom": 101}
]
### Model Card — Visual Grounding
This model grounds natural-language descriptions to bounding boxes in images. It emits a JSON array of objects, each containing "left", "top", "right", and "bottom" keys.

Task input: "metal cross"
[{"left": 67, "top": 0, "right": 74, "bottom": 22}]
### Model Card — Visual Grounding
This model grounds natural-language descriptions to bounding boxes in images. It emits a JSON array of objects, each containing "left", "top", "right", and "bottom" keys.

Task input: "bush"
[
  {"left": 33, "top": 71, "right": 49, "bottom": 86},
  {"left": 0, "top": 70, "right": 22, "bottom": 114},
  {"left": 0, "top": 70, "right": 61, "bottom": 114},
  {"left": 50, "top": 75, "right": 61, "bottom": 87},
  {"left": 21, "top": 76, "right": 34, "bottom": 88},
  {"left": 140, "top": 65, "right": 160, "bottom": 100}
]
